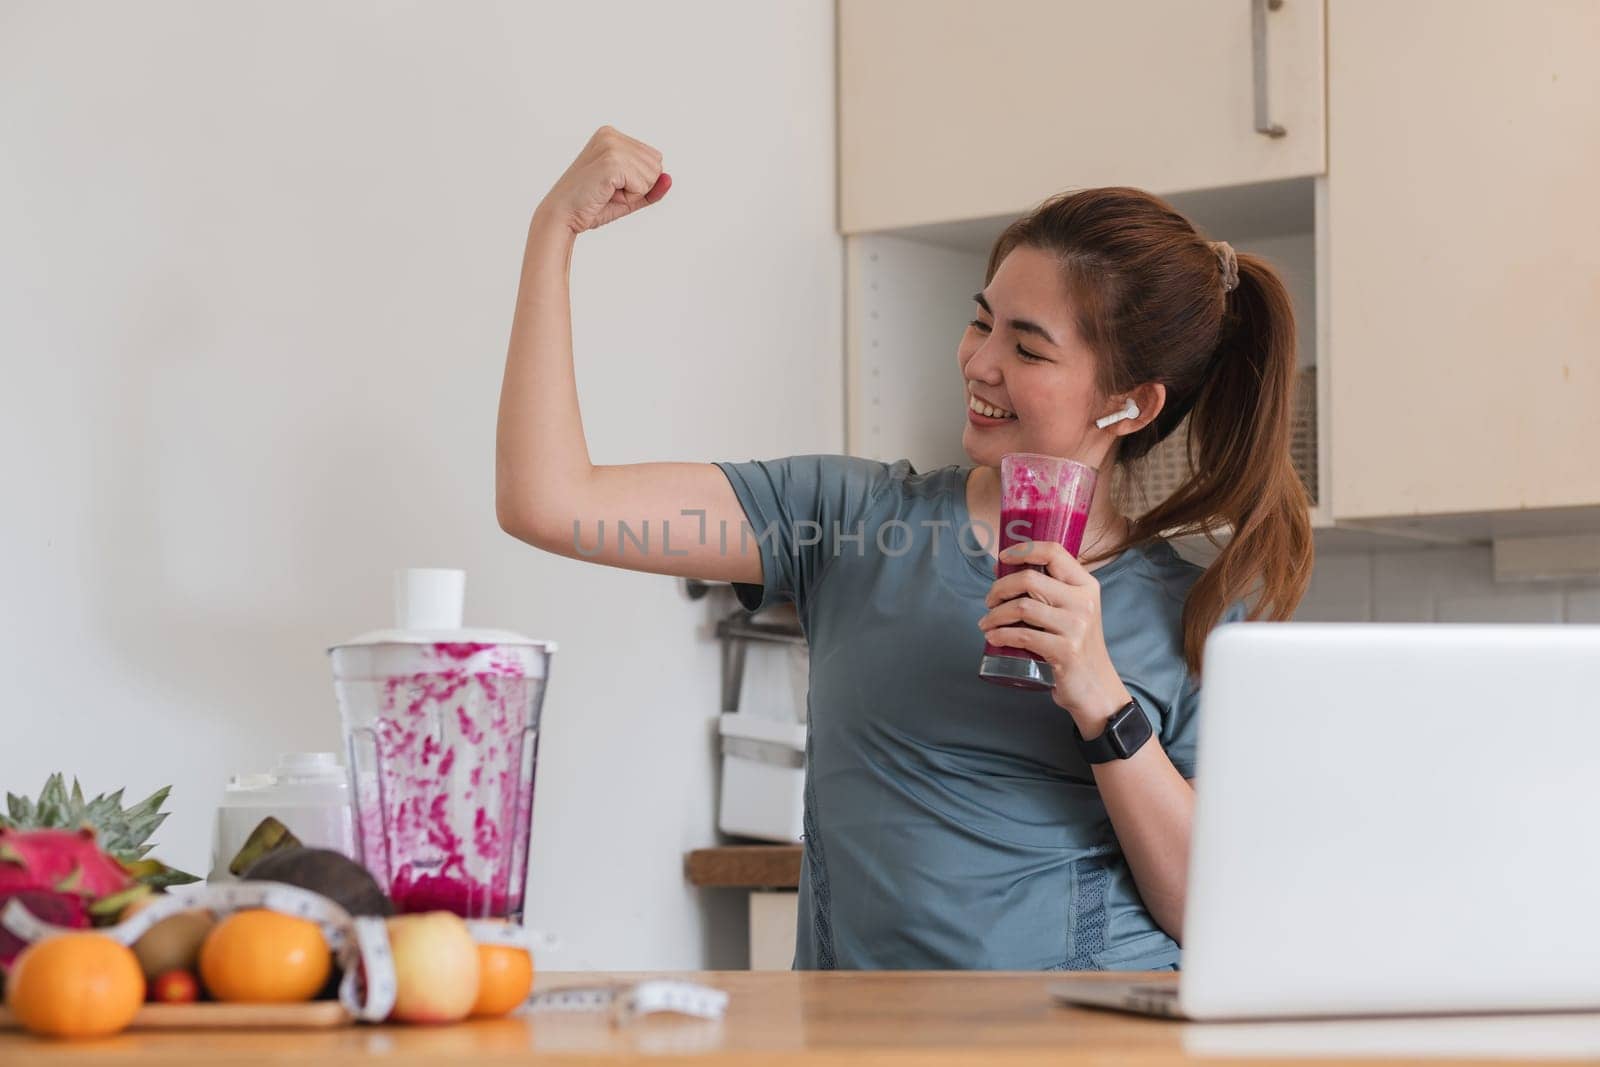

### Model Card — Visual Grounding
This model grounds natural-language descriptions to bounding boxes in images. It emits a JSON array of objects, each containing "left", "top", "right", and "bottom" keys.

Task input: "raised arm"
[{"left": 496, "top": 127, "right": 761, "bottom": 586}]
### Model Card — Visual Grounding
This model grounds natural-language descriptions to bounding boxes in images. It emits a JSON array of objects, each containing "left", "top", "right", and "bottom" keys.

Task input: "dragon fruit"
[
  {"left": 0, "top": 827, "right": 136, "bottom": 898},
  {"left": 0, "top": 827, "right": 138, "bottom": 974},
  {"left": 0, "top": 887, "right": 91, "bottom": 976},
  {"left": 0, "top": 776, "right": 200, "bottom": 977},
  {"left": 2, "top": 774, "right": 198, "bottom": 888}
]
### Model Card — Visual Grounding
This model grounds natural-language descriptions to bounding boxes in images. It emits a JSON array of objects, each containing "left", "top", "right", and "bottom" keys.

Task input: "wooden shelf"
[{"left": 685, "top": 846, "right": 802, "bottom": 889}]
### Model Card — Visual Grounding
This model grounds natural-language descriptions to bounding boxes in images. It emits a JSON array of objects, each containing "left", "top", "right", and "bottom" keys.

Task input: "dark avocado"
[{"left": 241, "top": 846, "right": 394, "bottom": 917}]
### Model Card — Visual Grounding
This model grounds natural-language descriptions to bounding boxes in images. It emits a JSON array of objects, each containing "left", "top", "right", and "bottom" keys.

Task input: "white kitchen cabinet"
[
  {"left": 840, "top": 1, "right": 1600, "bottom": 547},
  {"left": 1323, "top": 1, "right": 1600, "bottom": 535},
  {"left": 839, "top": 0, "right": 1326, "bottom": 233},
  {"left": 749, "top": 890, "right": 799, "bottom": 971}
]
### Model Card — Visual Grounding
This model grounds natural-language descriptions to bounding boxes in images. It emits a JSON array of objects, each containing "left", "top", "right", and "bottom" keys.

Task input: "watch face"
[{"left": 1109, "top": 703, "right": 1153, "bottom": 757}]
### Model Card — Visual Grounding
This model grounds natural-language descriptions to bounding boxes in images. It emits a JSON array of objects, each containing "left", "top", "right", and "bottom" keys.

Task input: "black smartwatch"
[{"left": 1076, "top": 697, "right": 1153, "bottom": 763}]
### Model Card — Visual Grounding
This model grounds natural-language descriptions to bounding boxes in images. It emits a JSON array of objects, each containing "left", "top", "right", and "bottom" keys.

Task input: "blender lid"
[
  {"left": 332, "top": 625, "right": 556, "bottom": 649},
  {"left": 328, "top": 568, "right": 558, "bottom": 652}
]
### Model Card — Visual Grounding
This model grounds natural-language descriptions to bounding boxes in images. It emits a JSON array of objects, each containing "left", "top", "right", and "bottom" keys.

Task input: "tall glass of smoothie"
[
  {"left": 330, "top": 569, "right": 556, "bottom": 920},
  {"left": 977, "top": 452, "right": 1097, "bottom": 690}
]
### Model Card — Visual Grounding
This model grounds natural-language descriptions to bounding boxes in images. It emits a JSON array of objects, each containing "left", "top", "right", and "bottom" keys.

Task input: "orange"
[
  {"left": 469, "top": 943, "right": 534, "bottom": 1018},
  {"left": 5, "top": 932, "right": 146, "bottom": 1039},
  {"left": 198, "top": 909, "right": 331, "bottom": 1003}
]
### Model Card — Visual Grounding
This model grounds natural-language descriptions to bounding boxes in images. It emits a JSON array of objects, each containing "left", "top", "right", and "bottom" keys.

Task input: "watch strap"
[{"left": 1077, "top": 698, "right": 1153, "bottom": 763}]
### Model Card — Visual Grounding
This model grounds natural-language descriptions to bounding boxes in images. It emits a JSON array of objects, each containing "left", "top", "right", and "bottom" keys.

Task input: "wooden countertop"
[
  {"left": 685, "top": 845, "right": 801, "bottom": 888},
  {"left": 4, "top": 970, "right": 1596, "bottom": 1065}
]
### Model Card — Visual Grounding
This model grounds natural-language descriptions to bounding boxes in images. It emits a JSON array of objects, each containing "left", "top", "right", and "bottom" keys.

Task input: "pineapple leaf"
[
  {"left": 128, "top": 810, "right": 168, "bottom": 834},
  {"left": 122, "top": 786, "right": 171, "bottom": 820},
  {"left": 7, "top": 775, "right": 191, "bottom": 870},
  {"left": 86, "top": 789, "right": 126, "bottom": 826},
  {"left": 5, "top": 791, "right": 34, "bottom": 826},
  {"left": 109, "top": 812, "right": 169, "bottom": 858},
  {"left": 138, "top": 817, "right": 168, "bottom": 839},
  {"left": 124, "top": 858, "right": 200, "bottom": 889},
  {"left": 37, "top": 773, "right": 70, "bottom": 824}
]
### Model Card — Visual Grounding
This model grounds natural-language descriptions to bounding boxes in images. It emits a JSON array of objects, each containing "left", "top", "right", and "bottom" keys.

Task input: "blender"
[{"left": 329, "top": 569, "right": 556, "bottom": 920}]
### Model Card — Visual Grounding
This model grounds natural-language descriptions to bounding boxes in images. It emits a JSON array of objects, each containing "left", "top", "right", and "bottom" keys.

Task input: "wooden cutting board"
[{"left": 0, "top": 1000, "right": 353, "bottom": 1031}]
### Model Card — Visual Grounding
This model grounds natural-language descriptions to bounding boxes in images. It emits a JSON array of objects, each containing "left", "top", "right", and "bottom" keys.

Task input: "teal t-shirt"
[{"left": 715, "top": 454, "right": 1240, "bottom": 971}]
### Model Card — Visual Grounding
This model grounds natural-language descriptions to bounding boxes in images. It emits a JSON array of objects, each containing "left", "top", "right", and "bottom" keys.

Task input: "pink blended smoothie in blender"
[
  {"left": 329, "top": 569, "right": 555, "bottom": 920},
  {"left": 978, "top": 452, "right": 1097, "bottom": 690}
]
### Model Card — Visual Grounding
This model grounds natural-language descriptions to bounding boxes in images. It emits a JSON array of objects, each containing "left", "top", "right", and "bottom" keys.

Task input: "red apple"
[{"left": 384, "top": 912, "right": 479, "bottom": 1024}]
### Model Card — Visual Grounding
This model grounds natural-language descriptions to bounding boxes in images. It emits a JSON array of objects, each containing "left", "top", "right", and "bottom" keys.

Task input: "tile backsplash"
[{"left": 1297, "top": 545, "right": 1600, "bottom": 624}]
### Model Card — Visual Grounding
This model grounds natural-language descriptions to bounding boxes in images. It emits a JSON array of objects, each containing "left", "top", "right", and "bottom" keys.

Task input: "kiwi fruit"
[
  {"left": 133, "top": 909, "right": 216, "bottom": 980},
  {"left": 241, "top": 847, "right": 394, "bottom": 917}
]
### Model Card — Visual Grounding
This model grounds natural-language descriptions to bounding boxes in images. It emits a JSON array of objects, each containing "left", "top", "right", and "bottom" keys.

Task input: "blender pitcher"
[{"left": 329, "top": 569, "right": 556, "bottom": 920}]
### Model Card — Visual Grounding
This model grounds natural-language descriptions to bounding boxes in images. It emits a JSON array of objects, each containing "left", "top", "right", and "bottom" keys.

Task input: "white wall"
[
  {"left": 0, "top": 0, "right": 841, "bottom": 969},
  {"left": 1297, "top": 545, "right": 1600, "bottom": 624}
]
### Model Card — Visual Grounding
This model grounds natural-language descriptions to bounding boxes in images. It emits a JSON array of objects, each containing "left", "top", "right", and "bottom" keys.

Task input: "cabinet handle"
[{"left": 1252, "top": 0, "right": 1288, "bottom": 138}]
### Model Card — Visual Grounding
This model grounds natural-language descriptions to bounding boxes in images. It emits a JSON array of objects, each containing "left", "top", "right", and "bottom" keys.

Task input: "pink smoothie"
[
  {"left": 390, "top": 870, "right": 513, "bottom": 917},
  {"left": 981, "top": 501, "right": 1091, "bottom": 685}
]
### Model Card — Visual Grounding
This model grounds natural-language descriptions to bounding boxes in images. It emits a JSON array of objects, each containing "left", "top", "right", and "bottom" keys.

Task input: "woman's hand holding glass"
[{"left": 977, "top": 539, "right": 1134, "bottom": 735}]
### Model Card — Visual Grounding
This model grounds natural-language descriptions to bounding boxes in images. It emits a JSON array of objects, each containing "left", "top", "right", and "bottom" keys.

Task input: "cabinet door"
[
  {"left": 838, "top": 0, "right": 1326, "bottom": 233},
  {"left": 1326, "top": 1, "right": 1600, "bottom": 521}
]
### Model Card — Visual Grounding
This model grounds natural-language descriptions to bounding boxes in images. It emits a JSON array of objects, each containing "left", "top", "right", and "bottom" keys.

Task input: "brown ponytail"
[
  {"left": 1134, "top": 252, "right": 1314, "bottom": 675},
  {"left": 985, "top": 188, "right": 1314, "bottom": 676}
]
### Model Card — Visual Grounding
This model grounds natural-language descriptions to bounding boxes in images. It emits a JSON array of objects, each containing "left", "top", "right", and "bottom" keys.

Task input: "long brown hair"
[{"left": 985, "top": 187, "right": 1313, "bottom": 676}]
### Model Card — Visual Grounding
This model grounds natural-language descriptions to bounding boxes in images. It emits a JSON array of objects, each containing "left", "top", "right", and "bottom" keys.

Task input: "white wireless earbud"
[{"left": 1094, "top": 397, "right": 1140, "bottom": 430}]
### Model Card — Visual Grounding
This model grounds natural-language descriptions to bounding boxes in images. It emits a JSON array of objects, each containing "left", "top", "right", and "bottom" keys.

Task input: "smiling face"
[{"left": 959, "top": 245, "right": 1114, "bottom": 469}]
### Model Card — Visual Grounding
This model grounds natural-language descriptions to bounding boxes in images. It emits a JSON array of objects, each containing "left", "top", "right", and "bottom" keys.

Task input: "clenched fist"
[{"left": 535, "top": 126, "right": 671, "bottom": 236}]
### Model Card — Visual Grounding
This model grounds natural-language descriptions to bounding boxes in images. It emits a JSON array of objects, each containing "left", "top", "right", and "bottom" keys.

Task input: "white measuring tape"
[
  {"left": 1, "top": 886, "right": 724, "bottom": 1025},
  {"left": 527, "top": 981, "right": 730, "bottom": 1024}
]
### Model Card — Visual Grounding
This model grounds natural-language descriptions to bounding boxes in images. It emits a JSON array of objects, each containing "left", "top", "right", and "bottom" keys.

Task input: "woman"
[{"left": 497, "top": 127, "right": 1312, "bottom": 971}]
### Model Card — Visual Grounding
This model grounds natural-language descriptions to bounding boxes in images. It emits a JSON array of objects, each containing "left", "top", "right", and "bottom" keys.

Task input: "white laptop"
[{"left": 1052, "top": 623, "right": 1600, "bottom": 1021}]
